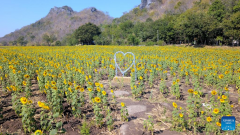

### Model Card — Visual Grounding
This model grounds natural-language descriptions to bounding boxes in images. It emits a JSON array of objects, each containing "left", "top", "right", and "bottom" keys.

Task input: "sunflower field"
[{"left": 0, "top": 46, "right": 240, "bottom": 135}]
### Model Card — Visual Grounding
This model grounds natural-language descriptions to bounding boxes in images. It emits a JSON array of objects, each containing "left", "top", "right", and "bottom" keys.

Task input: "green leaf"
[
  {"left": 50, "top": 129, "right": 58, "bottom": 135},
  {"left": 56, "top": 122, "right": 63, "bottom": 128},
  {"left": 53, "top": 112, "right": 59, "bottom": 118}
]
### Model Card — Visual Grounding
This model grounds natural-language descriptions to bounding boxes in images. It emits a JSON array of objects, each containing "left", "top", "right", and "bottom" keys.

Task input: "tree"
[
  {"left": 55, "top": 41, "right": 61, "bottom": 46},
  {"left": 42, "top": 34, "right": 51, "bottom": 46},
  {"left": 208, "top": 0, "right": 226, "bottom": 22},
  {"left": 42, "top": 33, "right": 56, "bottom": 46},
  {"left": 233, "top": 0, "right": 240, "bottom": 13},
  {"left": 30, "top": 35, "right": 35, "bottom": 42},
  {"left": 127, "top": 34, "right": 140, "bottom": 45},
  {"left": 1, "top": 41, "right": 8, "bottom": 46},
  {"left": 17, "top": 36, "right": 27, "bottom": 46},
  {"left": 223, "top": 12, "right": 240, "bottom": 41},
  {"left": 119, "top": 21, "right": 134, "bottom": 34},
  {"left": 74, "top": 23, "right": 101, "bottom": 45},
  {"left": 174, "top": 10, "right": 214, "bottom": 44}
]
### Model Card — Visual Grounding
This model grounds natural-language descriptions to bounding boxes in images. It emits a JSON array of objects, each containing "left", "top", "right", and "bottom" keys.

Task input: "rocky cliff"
[{"left": 0, "top": 6, "right": 113, "bottom": 43}]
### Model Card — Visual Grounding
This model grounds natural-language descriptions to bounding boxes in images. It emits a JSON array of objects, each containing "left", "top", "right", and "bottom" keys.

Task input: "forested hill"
[
  {"left": 93, "top": 0, "right": 240, "bottom": 46},
  {"left": 114, "top": 0, "right": 199, "bottom": 23},
  {"left": 0, "top": 6, "right": 113, "bottom": 45}
]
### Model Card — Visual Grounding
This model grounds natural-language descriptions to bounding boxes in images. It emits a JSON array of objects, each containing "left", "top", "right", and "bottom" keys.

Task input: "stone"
[
  {"left": 91, "top": 7, "right": 97, "bottom": 12},
  {"left": 112, "top": 91, "right": 130, "bottom": 97},
  {"left": 127, "top": 105, "right": 147, "bottom": 115},
  {"left": 120, "top": 124, "right": 129, "bottom": 135},
  {"left": 140, "top": 0, "right": 157, "bottom": 9}
]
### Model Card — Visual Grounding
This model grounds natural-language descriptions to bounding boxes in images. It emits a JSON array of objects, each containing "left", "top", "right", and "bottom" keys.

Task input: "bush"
[
  {"left": 157, "top": 40, "right": 166, "bottom": 46},
  {"left": 55, "top": 41, "right": 62, "bottom": 46},
  {"left": 145, "top": 41, "right": 156, "bottom": 46}
]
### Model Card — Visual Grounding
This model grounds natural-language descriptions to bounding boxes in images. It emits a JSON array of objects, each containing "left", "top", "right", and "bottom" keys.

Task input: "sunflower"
[
  {"left": 227, "top": 114, "right": 231, "bottom": 116},
  {"left": 219, "top": 74, "right": 224, "bottom": 79},
  {"left": 121, "top": 102, "right": 125, "bottom": 107},
  {"left": 102, "top": 91, "right": 106, "bottom": 96},
  {"left": 222, "top": 95, "right": 227, "bottom": 99},
  {"left": 194, "top": 91, "right": 198, "bottom": 95},
  {"left": 6, "top": 86, "right": 11, "bottom": 91},
  {"left": 51, "top": 81, "right": 56, "bottom": 86},
  {"left": 225, "top": 71, "right": 229, "bottom": 74},
  {"left": 20, "top": 97, "right": 28, "bottom": 105},
  {"left": 28, "top": 100, "right": 32, "bottom": 104},
  {"left": 172, "top": 102, "right": 177, "bottom": 108},
  {"left": 24, "top": 74, "right": 30, "bottom": 79},
  {"left": 206, "top": 117, "right": 212, "bottom": 122},
  {"left": 231, "top": 105, "right": 234, "bottom": 108},
  {"left": 80, "top": 88, "right": 84, "bottom": 92},
  {"left": 68, "top": 87, "right": 72, "bottom": 92},
  {"left": 139, "top": 76, "right": 143, "bottom": 80},
  {"left": 179, "top": 107, "right": 182, "bottom": 110},
  {"left": 88, "top": 82, "right": 92, "bottom": 85},
  {"left": 34, "top": 130, "right": 43, "bottom": 135},
  {"left": 38, "top": 101, "right": 45, "bottom": 107},
  {"left": 88, "top": 88, "right": 92, "bottom": 92},
  {"left": 95, "top": 82, "right": 100, "bottom": 87},
  {"left": 89, "top": 75, "right": 92, "bottom": 79},
  {"left": 68, "top": 82, "right": 72, "bottom": 86},
  {"left": 96, "top": 87, "right": 100, "bottom": 92},
  {"left": 220, "top": 99, "right": 225, "bottom": 103},
  {"left": 94, "top": 97, "right": 101, "bottom": 103},
  {"left": 176, "top": 79, "right": 180, "bottom": 83},
  {"left": 52, "top": 86, "right": 57, "bottom": 90},
  {"left": 45, "top": 85, "right": 49, "bottom": 89},
  {"left": 211, "top": 90, "right": 217, "bottom": 95},
  {"left": 100, "top": 84, "right": 103, "bottom": 88},
  {"left": 179, "top": 113, "right": 183, "bottom": 117},
  {"left": 213, "top": 108, "right": 219, "bottom": 114},
  {"left": 188, "top": 89, "right": 194, "bottom": 94},
  {"left": 111, "top": 90, "right": 114, "bottom": 93},
  {"left": 224, "top": 87, "right": 228, "bottom": 91},
  {"left": 11, "top": 85, "right": 17, "bottom": 91},
  {"left": 42, "top": 105, "right": 50, "bottom": 110},
  {"left": 22, "top": 81, "right": 27, "bottom": 86},
  {"left": 75, "top": 86, "right": 81, "bottom": 90},
  {"left": 216, "top": 122, "right": 221, "bottom": 126},
  {"left": 201, "top": 111, "right": 204, "bottom": 115},
  {"left": 172, "top": 81, "right": 176, "bottom": 85}
]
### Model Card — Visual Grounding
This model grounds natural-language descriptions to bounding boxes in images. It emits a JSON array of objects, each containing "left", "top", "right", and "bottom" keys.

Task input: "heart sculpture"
[{"left": 114, "top": 51, "right": 137, "bottom": 80}]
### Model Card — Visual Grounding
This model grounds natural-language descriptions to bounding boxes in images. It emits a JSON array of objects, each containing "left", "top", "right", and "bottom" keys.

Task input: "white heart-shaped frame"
[{"left": 114, "top": 51, "right": 137, "bottom": 80}]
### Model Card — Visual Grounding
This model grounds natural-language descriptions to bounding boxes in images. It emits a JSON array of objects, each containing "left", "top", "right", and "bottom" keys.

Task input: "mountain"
[
  {"left": 0, "top": 6, "right": 113, "bottom": 44},
  {"left": 114, "top": 0, "right": 199, "bottom": 23}
]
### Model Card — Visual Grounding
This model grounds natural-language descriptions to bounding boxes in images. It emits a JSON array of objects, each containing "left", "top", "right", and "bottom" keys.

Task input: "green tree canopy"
[
  {"left": 208, "top": 0, "right": 226, "bottom": 22},
  {"left": 74, "top": 23, "right": 101, "bottom": 45},
  {"left": 17, "top": 36, "right": 28, "bottom": 46}
]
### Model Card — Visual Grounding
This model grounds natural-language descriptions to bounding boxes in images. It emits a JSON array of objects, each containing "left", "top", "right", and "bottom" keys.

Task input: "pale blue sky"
[{"left": 0, "top": 0, "right": 140, "bottom": 37}]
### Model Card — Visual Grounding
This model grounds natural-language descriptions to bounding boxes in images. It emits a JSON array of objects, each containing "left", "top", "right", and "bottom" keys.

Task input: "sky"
[{"left": 0, "top": 0, "right": 140, "bottom": 37}]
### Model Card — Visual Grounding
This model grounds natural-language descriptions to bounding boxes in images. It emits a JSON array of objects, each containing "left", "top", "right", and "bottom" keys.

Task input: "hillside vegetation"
[
  {"left": 0, "top": 6, "right": 112, "bottom": 46},
  {"left": 92, "top": 0, "right": 240, "bottom": 46}
]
